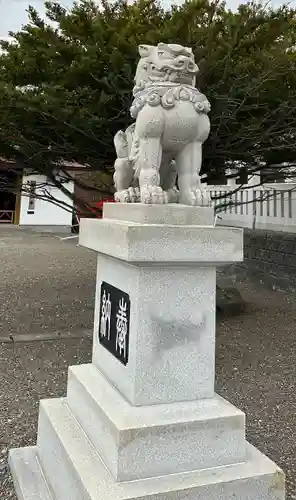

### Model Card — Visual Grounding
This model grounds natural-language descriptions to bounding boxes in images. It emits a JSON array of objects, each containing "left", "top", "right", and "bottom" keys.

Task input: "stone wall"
[{"left": 226, "top": 229, "right": 296, "bottom": 292}]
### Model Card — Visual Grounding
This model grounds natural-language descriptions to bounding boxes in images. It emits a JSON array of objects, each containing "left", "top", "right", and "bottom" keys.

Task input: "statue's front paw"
[
  {"left": 115, "top": 187, "right": 140, "bottom": 203},
  {"left": 140, "top": 186, "right": 169, "bottom": 204},
  {"left": 179, "top": 188, "right": 212, "bottom": 206}
]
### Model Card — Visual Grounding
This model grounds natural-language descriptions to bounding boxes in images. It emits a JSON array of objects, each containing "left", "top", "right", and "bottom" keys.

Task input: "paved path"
[{"left": 0, "top": 227, "right": 96, "bottom": 340}]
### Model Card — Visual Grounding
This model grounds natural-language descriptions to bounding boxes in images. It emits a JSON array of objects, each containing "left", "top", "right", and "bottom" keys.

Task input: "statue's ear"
[
  {"left": 158, "top": 42, "right": 168, "bottom": 51},
  {"left": 185, "top": 47, "right": 194, "bottom": 60},
  {"left": 157, "top": 43, "right": 193, "bottom": 58},
  {"left": 138, "top": 44, "right": 154, "bottom": 57}
]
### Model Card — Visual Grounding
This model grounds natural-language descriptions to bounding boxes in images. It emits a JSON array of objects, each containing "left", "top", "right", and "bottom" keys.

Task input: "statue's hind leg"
[
  {"left": 114, "top": 128, "right": 140, "bottom": 203},
  {"left": 114, "top": 159, "right": 139, "bottom": 203},
  {"left": 160, "top": 155, "right": 179, "bottom": 203}
]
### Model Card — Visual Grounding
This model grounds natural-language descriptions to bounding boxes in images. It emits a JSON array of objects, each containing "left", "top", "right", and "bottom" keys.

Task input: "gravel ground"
[
  {"left": 0, "top": 337, "right": 93, "bottom": 499},
  {"left": 216, "top": 281, "right": 296, "bottom": 499},
  {"left": 0, "top": 227, "right": 96, "bottom": 339},
  {"left": 1, "top": 227, "right": 296, "bottom": 498}
]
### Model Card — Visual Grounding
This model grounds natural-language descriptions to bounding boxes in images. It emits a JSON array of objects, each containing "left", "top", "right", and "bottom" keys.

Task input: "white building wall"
[{"left": 19, "top": 174, "right": 74, "bottom": 226}]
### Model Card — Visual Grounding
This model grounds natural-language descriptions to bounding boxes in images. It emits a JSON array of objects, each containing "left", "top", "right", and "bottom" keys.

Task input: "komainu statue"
[{"left": 113, "top": 43, "right": 211, "bottom": 205}]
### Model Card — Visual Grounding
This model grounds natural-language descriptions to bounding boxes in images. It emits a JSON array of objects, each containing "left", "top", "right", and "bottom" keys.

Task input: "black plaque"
[{"left": 98, "top": 281, "right": 130, "bottom": 365}]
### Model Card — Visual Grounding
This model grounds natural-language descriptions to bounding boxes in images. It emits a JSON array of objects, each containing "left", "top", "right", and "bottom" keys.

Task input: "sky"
[{"left": 0, "top": 0, "right": 294, "bottom": 37}]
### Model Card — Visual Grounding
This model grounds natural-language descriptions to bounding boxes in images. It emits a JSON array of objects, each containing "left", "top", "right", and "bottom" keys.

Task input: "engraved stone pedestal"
[{"left": 9, "top": 204, "right": 285, "bottom": 500}]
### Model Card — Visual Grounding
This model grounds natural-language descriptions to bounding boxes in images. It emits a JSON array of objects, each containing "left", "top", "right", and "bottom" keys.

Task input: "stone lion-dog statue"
[{"left": 113, "top": 43, "right": 211, "bottom": 206}]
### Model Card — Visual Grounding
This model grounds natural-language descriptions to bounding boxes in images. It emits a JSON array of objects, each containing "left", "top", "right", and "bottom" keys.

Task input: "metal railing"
[
  {"left": 208, "top": 183, "right": 296, "bottom": 232},
  {"left": 0, "top": 210, "right": 15, "bottom": 223}
]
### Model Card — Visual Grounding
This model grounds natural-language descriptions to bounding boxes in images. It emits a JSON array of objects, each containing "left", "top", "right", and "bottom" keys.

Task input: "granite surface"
[
  {"left": 66, "top": 364, "right": 246, "bottom": 481},
  {"left": 92, "top": 254, "right": 217, "bottom": 405},
  {"left": 103, "top": 203, "right": 214, "bottom": 225}
]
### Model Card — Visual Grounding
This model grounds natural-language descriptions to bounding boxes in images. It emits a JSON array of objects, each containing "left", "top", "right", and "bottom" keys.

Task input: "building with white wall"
[
  {"left": 0, "top": 161, "right": 78, "bottom": 229},
  {"left": 19, "top": 173, "right": 74, "bottom": 228}
]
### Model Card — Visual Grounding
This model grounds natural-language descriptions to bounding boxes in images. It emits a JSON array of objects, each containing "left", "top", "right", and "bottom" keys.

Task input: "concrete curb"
[{"left": 0, "top": 330, "right": 92, "bottom": 343}]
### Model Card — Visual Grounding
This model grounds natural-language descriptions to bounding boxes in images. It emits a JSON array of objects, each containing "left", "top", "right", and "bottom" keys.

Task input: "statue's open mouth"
[
  {"left": 173, "top": 72, "right": 194, "bottom": 82},
  {"left": 177, "top": 72, "right": 192, "bottom": 78}
]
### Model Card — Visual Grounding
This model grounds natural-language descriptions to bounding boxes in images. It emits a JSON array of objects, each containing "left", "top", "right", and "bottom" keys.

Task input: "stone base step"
[
  {"left": 8, "top": 446, "right": 53, "bottom": 500},
  {"left": 66, "top": 363, "right": 246, "bottom": 481},
  {"left": 9, "top": 397, "right": 284, "bottom": 500}
]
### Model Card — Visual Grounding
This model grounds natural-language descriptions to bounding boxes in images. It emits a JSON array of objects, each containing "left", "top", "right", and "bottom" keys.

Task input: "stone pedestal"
[{"left": 9, "top": 204, "right": 285, "bottom": 500}]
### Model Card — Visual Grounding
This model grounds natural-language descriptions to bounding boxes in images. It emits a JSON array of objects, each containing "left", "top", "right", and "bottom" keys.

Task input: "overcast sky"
[{"left": 0, "top": 0, "right": 294, "bottom": 37}]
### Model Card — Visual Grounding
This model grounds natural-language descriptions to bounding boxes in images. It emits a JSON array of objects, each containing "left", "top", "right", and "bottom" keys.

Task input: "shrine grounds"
[{"left": 0, "top": 226, "right": 296, "bottom": 499}]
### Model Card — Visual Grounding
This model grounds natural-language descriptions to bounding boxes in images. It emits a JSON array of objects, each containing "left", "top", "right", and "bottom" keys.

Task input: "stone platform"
[{"left": 9, "top": 204, "right": 285, "bottom": 500}]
